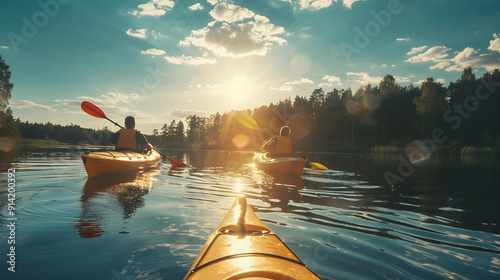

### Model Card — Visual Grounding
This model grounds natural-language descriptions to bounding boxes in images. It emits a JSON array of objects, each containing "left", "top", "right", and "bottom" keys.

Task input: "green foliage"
[
  {"left": 18, "top": 121, "right": 113, "bottom": 145},
  {"left": 460, "top": 146, "right": 495, "bottom": 156},
  {"left": 379, "top": 75, "right": 400, "bottom": 97},
  {"left": 0, "top": 55, "right": 19, "bottom": 142},
  {"left": 20, "top": 138, "right": 64, "bottom": 146},
  {"left": 413, "top": 78, "right": 445, "bottom": 115}
]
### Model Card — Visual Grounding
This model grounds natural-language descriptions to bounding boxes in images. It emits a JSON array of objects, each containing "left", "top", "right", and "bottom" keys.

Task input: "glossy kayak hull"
[
  {"left": 252, "top": 152, "right": 308, "bottom": 176},
  {"left": 81, "top": 150, "right": 161, "bottom": 177},
  {"left": 184, "top": 195, "right": 322, "bottom": 280}
]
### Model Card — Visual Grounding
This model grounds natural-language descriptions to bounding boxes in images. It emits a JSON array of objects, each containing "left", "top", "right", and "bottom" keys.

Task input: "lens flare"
[
  {"left": 405, "top": 140, "right": 433, "bottom": 166},
  {"left": 362, "top": 94, "right": 380, "bottom": 111},
  {"left": 345, "top": 99, "right": 361, "bottom": 114},
  {"left": 0, "top": 137, "right": 14, "bottom": 152},
  {"left": 231, "top": 134, "right": 251, "bottom": 150}
]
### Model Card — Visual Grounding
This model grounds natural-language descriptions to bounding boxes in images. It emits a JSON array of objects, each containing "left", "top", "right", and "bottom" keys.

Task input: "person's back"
[
  {"left": 273, "top": 135, "right": 293, "bottom": 156},
  {"left": 261, "top": 126, "right": 295, "bottom": 157},
  {"left": 109, "top": 116, "right": 152, "bottom": 153},
  {"left": 116, "top": 127, "right": 139, "bottom": 151}
]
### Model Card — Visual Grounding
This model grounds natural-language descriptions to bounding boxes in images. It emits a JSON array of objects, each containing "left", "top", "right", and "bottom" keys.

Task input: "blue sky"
[{"left": 1, "top": 0, "right": 499, "bottom": 133}]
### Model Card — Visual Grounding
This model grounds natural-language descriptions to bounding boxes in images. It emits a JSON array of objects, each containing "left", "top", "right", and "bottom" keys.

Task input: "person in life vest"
[
  {"left": 109, "top": 116, "right": 152, "bottom": 153},
  {"left": 261, "top": 126, "right": 296, "bottom": 158}
]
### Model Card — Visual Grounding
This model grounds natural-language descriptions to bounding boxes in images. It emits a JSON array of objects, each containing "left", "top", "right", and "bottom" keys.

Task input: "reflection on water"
[
  {"left": 0, "top": 148, "right": 499, "bottom": 280},
  {"left": 75, "top": 169, "right": 160, "bottom": 238}
]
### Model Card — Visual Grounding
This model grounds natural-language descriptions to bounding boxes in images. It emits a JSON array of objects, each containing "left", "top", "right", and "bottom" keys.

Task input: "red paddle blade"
[
  {"left": 169, "top": 158, "right": 187, "bottom": 168},
  {"left": 81, "top": 101, "right": 106, "bottom": 118}
]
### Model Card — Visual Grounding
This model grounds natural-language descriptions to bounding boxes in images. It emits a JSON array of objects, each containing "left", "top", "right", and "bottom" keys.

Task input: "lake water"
[{"left": 1, "top": 147, "right": 500, "bottom": 280}]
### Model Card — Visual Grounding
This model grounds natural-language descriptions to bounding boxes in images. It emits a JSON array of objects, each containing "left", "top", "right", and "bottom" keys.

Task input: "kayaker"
[
  {"left": 109, "top": 116, "right": 152, "bottom": 153},
  {"left": 261, "top": 125, "right": 296, "bottom": 157}
]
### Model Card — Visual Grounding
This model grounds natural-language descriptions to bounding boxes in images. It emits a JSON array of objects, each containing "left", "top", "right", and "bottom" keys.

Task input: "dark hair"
[
  {"left": 280, "top": 126, "right": 291, "bottom": 137},
  {"left": 125, "top": 116, "right": 135, "bottom": 129}
]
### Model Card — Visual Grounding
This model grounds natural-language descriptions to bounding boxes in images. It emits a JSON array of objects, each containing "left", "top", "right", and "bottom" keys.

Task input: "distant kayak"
[
  {"left": 81, "top": 150, "right": 161, "bottom": 177},
  {"left": 252, "top": 152, "right": 308, "bottom": 176},
  {"left": 184, "top": 195, "right": 322, "bottom": 280}
]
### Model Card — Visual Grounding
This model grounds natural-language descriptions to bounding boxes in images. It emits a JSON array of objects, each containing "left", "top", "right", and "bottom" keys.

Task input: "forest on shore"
[
  {"left": 154, "top": 67, "right": 500, "bottom": 155},
  {"left": 1, "top": 51, "right": 500, "bottom": 155}
]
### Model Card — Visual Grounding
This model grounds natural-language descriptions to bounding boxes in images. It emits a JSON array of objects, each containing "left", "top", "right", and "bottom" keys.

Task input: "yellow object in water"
[{"left": 184, "top": 195, "right": 322, "bottom": 280}]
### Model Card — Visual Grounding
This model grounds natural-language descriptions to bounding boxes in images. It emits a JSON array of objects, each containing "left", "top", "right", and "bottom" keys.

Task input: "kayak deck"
[
  {"left": 184, "top": 195, "right": 322, "bottom": 280},
  {"left": 253, "top": 152, "right": 308, "bottom": 176},
  {"left": 81, "top": 150, "right": 161, "bottom": 177}
]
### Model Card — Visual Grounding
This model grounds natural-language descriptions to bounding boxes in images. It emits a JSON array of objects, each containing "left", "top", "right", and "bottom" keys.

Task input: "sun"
[{"left": 225, "top": 76, "right": 253, "bottom": 106}]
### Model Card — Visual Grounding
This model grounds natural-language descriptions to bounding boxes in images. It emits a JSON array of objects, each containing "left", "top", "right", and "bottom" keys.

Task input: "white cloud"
[
  {"left": 429, "top": 61, "right": 450, "bottom": 70},
  {"left": 299, "top": 0, "right": 334, "bottom": 10},
  {"left": 322, "top": 74, "right": 341, "bottom": 83},
  {"left": 407, "top": 46, "right": 428, "bottom": 55},
  {"left": 488, "top": 33, "right": 500, "bottom": 53},
  {"left": 130, "top": 0, "right": 174, "bottom": 17},
  {"left": 141, "top": 48, "right": 166, "bottom": 56},
  {"left": 10, "top": 100, "right": 56, "bottom": 111},
  {"left": 180, "top": 14, "right": 286, "bottom": 58},
  {"left": 394, "top": 76, "right": 411, "bottom": 83},
  {"left": 405, "top": 46, "right": 451, "bottom": 63},
  {"left": 445, "top": 47, "right": 500, "bottom": 72},
  {"left": 188, "top": 3, "right": 204, "bottom": 11},
  {"left": 347, "top": 72, "right": 383, "bottom": 85},
  {"left": 81, "top": 92, "right": 141, "bottom": 105},
  {"left": 164, "top": 55, "right": 216, "bottom": 65},
  {"left": 151, "top": 30, "right": 165, "bottom": 39},
  {"left": 285, "top": 77, "right": 314, "bottom": 85},
  {"left": 173, "top": 3, "right": 287, "bottom": 61},
  {"left": 126, "top": 28, "right": 147, "bottom": 39},
  {"left": 0, "top": 46, "right": 9, "bottom": 49},
  {"left": 54, "top": 99, "right": 82, "bottom": 107},
  {"left": 270, "top": 85, "right": 293, "bottom": 91},
  {"left": 397, "top": 37, "right": 410, "bottom": 41},
  {"left": 405, "top": 34, "right": 500, "bottom": 72},
  {"left": 319, "top": 83, "right": 333, "bottom": 88},
  {"left": 209, "top": 3, "right": 254, "bottom": 22},
  {"left": 343, "top": 0, "right": 364, "bottom": 9},
  {"left": 207, "top": 0, "right": 221, "bottom": 5}
]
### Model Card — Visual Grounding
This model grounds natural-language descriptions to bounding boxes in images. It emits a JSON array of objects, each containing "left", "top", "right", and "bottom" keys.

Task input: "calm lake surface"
[{"left": 1, "top": 147, "right": 500, "bottom": 280}]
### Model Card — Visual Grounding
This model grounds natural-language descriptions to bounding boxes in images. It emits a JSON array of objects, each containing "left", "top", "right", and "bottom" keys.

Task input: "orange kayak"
[
  {"left": 81, "top": 150, "right": 161, "bottom": 177},
  {"left": 253, "top": 152, "right": 308, "bottom": 176},
  {"left": 184, "top": 195, "right": 322, "bottom": 280}
]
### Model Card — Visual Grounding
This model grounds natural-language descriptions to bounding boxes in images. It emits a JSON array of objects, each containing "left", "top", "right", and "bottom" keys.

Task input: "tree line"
[
  {"left": 158, "top": 68, "right": 500, "bottom": 153},
  {"left": 1, "top": 51, "right": 499, "bottom": 153}
]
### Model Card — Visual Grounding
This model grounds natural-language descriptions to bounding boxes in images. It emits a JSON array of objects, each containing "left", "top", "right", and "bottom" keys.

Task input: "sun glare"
[
  {"left": 225, "top": 76, "right": 252, "bottom": 106},
  {"left": 235, "top": 178, "right": 243, "bottom": 193}
]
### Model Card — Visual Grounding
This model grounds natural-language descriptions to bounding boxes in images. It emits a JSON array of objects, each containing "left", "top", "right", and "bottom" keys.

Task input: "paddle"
[
  {"left": 81, "top": 101, "right": 188, "bottom": 168},
  {"left": 234, "top": 111, "right": 328, "bottom": 170}
]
